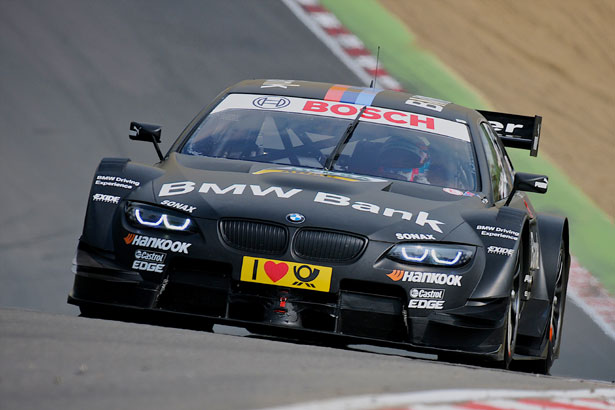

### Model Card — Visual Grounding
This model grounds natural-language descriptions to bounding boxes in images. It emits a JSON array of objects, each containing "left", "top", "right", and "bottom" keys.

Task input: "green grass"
[{"left": 321, "top": 0, "right": 615, "bottom": 292}]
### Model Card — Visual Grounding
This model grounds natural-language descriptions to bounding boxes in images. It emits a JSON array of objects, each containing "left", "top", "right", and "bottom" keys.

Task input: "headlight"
[
  {"left": 387, "top": 243, "right": 474, "bottom": 267},
  {"left": 126, "top": 203, "right": 195, "bottom": 232}
]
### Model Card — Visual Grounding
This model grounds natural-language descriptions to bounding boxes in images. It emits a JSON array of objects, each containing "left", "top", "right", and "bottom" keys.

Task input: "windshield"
[{"left": 181, "top": 94, "right": 477, "bottom": 191}]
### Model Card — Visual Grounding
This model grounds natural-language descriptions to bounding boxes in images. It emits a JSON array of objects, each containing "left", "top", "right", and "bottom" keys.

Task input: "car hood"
[{"left": 146, "top": 153, "right": 486, "bottom": 243}]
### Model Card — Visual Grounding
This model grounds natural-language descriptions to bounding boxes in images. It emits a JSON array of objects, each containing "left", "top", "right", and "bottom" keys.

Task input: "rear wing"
[{"left": 478, "top": 110, "right": 542, "bottom": 157}]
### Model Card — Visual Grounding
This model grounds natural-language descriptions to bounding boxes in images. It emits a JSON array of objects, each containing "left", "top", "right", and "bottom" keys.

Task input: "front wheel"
[{"left": 501, "top": 244, "right": 523, "bottom": 369}]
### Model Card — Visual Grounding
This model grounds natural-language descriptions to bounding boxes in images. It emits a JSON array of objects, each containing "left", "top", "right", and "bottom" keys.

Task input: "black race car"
[{"left": 68, "top": 79, "right": 569, "bottom": 373}]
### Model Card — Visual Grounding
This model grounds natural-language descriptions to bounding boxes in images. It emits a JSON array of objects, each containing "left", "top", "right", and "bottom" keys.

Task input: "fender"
[
  {"left": 81, "top": 158, "right": 164, "bottom": 251},
  {"left": 460, "top": 207, "right": 528, "bottom": 300},
  {"left": 513, "top": 214, "right": 569, "bottom": 353},
  {"left": 536, "top": 213, "right": 570, "bottom": 299}
]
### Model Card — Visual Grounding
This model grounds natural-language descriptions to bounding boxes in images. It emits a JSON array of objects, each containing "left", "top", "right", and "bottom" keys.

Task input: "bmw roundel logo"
[
  {"left": 252, "top": 96, "right": 291, "bottom": 109},
  {"left": 286, "top": 213, "right": 305, "bottom": 224}
]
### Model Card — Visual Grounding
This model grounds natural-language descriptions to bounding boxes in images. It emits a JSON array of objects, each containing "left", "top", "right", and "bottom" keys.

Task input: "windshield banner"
[{"left": 212, "top": 94, "right": 470, "bottom": 142}]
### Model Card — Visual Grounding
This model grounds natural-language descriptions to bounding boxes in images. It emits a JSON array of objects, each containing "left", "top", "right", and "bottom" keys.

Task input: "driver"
[{"left": 377, "top": 137, "right": 430, "bottom": 183}]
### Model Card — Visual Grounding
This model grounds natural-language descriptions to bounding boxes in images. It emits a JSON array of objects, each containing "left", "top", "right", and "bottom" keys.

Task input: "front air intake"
[
  {"left": 293, "top": 229, "right": 366, "bottom": 262},
  {"left": 219, "top": 219, "right": 288, "bottom": 254}
]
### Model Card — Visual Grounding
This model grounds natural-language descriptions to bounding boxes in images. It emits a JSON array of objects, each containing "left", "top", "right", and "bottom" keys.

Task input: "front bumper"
[{"left": 69, "top": 243, "right": 508, "bottom": 360}]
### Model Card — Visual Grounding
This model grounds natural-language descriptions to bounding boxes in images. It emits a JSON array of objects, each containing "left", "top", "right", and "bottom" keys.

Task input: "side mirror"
[
  {"left": 514, "top": 172, "right": 548, "bottom": 194},
  {"left": 129, "top": 122, "right": 163, "bottom": 160},
  {"left": 505, "top": 172, "right": 548, "bottom": 206}
]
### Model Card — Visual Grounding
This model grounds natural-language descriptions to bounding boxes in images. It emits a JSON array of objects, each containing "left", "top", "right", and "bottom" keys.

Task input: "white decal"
[
  {"left": 534, "top": 179, "right": 548, "bottom": 190},
  {"left": 132, "top": 260, "right": 165, "bottom": 273},
  {"left": 260, "top": 79, "right": 300, "bottom": 89},
  {"left": 134, "top": 250, "right": 166, "bottom": 263},
  {"left": 158, "top": 182, "right": 444, "bottom": 232},
  {"left": 123, "top": 233, "right": 191, "bottom": 254},
  {"left": 92, "top": 193, "right": 120, "bottom": 204},
  {"left": 249, "top": 185, "right": 302, "bottom": 198},
  {"left": 159, "top": 181, "right": 195, "bottom": 197},
  {"left": 530, "top": 231, "right": 540, "bottom": 270},
  {"left": 487, "top": 246, "right": 514, "bottom": 257},
  {"left": 410, "top": 288, "right": 445, "bottom": 299},
  {"left": 314, "top": 192, "right": 444, "bottom": 232},
  {"left": 408, "top": 299, "right": 444, "bottom": 309},
  {"left": 200, "top": 183, "right": 246, "bottom": 195},
  {"left": 95, "top": 175, "right": 140, "bottom": 190},
  {"left": 160, "top": 200, "right": 196, "bottom": 214},
  {"left": 476, "top": 225, "right": 520, "bottom": 241},
  {"left": 396, "top": 233, "right": 436, "bottom": 240},
  {"left": 443, "top": 187, "right": 463, "bottom": 196},
  {"left": 489, "top": 121, "right": 524, "bottom": 134},
  {"left": 211, "top": 94, "right": 471, "bottom": 142},
  {"left": 415, "top": 211, "right": 444, "bottom": 233},
  {"left": 404, "top": 95, "right": 450, "bottom": 112}
]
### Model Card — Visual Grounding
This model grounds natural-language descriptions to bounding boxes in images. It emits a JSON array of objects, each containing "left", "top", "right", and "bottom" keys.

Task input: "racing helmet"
[{"left": 377, "top": 137, "right": 429, "bottom": 181}]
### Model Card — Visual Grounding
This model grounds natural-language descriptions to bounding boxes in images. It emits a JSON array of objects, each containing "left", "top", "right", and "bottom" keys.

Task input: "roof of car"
[{"left": 225, "top": 79, "right": 483, "bottom": 124}]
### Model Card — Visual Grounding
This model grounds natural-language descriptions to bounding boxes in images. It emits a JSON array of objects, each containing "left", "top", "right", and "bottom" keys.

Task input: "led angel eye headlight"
[
  {"left": 126, "top": 203, "right": 194, "bottom": 232},
  {"left": 388, "top": 243, "right": 474, "bottom": 267}
]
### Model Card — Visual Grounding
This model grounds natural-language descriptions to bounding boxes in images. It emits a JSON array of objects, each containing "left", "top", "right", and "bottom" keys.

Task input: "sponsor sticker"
[
  {"left": 386, "top": 269, "right": 462, "bottom": 287},
  {"left": 252, "top": 96, "right": 291, "bottom": 109},
  {"left": 240, "top": 256, "right": 332, "bottom": 292},
  {"left": 160, "top": 199, "right": 196, "bottom": 214},
  {"left": 404, "top": 95, "right": 450, "bottom": 112},
  {"left": 95, "top": 175, "right": 140, "bottom": 190},
  {"left": 123, "top": 233, "right": 191, "bottom": 254},
  {"left": 135, "top": 249, "right": 166, "bottom": 263},
  {"left": 489, "top": 120, "right": 524, "bottom": 134},
  {"left": 487, "top": 246, "right": 514, "bottom": 257},
  {"left": 476, "top": 225, "right": 520, "bottom": 241},
  {"left": 158, "top": 182, "right": 445, "bottom": 233},
  {"left": 210, "top": 94, "right": 471, "bottom": 142},
  {"left": 92, "top": 193, "right": 120, "bottom": 204},
  {"left": 410, "top": 288, "right": 445, "bottom": 299},
  {"left": 395, "top": 233, "right": 435, "bottom": 240},
  {"left": 260, "top": 79, "right": 300, "bottom": 89},
  {"left": 131, "top": 260, "right": 165, "bottom": 273},
  {"left": 252, "top": 167, "right": 386, "bottom": 182},
  {"left": 442, "top": 188, "right": 464, "bottom": 196},
  {"left": 534, "top": 179, "right": 548, "bottom": 190},
  {"left": 408, "top": 299, "right": 445, "bottom": 309}
]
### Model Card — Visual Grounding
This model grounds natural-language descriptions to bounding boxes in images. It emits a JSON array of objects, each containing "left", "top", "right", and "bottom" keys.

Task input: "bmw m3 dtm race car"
[{"left": 68, "top": 79, "right": 569, "bottom": 373}]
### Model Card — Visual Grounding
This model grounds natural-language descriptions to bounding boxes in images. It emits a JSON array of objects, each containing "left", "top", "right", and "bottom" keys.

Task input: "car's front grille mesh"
[
  {"left": 220, "top": 219, "right": 288, "bottom": 254},
  {"left": 293, "top": 229, "right": 366, "bottom": 262}
]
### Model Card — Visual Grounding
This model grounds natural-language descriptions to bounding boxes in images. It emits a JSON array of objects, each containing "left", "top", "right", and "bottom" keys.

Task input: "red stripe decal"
[{"left": 325, "top": 85, "right": 348, "bottom": 101}]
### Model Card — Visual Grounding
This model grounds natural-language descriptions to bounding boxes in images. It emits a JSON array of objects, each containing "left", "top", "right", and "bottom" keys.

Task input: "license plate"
[{"left": 240, "top": 256, "right": 332, "bottom": 292}]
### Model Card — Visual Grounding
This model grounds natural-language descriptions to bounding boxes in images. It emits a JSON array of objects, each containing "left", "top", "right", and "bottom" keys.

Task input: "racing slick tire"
[{"left": 501, "top": 242, "right": 524, "bottom": 369}]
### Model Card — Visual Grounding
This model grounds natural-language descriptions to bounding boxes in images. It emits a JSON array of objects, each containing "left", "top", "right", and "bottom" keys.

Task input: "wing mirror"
[
  {"left": 129, "top": 122, "right": 164, "bottom": 160},
  {"left": 505, "top": 172, "right": 548, "bottom": 205},
  {"left": 514, "top": 172, "right": 548, "bottom": 194}
]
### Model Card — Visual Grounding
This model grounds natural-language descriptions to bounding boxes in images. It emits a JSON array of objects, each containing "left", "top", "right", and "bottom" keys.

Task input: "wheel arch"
[{"left": 536, "top": 213, "right": 570, "bottom": 300}]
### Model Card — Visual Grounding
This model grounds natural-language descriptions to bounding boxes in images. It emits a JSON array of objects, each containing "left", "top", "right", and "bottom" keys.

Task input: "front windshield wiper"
[{"left": 324, "top": 105, "right": 367, "bottom": 171}]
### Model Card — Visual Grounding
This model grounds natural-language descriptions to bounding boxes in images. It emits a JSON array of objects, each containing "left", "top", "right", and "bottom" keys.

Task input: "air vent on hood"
[
  {"left": 220, "top": 219, "right": 288, "bottom": 254},
  {"left": 293, "top": 229, "right": 366, "bottom": 262}
]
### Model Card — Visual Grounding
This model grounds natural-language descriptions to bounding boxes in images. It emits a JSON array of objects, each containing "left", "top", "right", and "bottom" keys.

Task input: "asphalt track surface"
[{"left": 0, "top": 1, "right": 613, "bottom": 408}]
